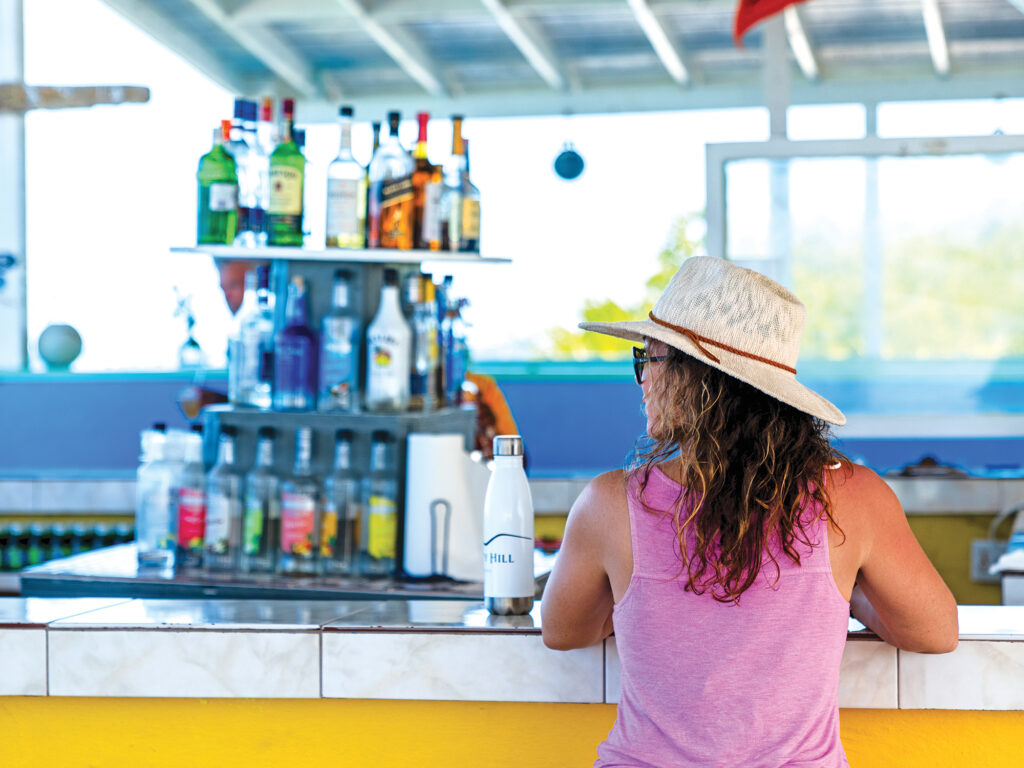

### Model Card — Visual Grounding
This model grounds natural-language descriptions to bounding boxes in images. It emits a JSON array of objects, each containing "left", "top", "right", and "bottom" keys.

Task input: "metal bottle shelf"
[{"left": 178, "top": 244, "right": 500, "bottom": 577}]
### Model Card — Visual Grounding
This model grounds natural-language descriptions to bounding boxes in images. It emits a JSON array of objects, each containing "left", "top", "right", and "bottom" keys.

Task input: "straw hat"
[{"left": 579, "top": 256, "right": 845, "bottom": 425}]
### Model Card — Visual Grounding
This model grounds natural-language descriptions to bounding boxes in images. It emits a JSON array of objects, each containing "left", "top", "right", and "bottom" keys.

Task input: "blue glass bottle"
[{"left": 273, "top": 275, "right": 318, "bottom": 411}]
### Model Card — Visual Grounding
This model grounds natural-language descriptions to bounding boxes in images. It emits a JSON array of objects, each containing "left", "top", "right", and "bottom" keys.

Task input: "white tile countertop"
[{"left": 2, "top": 598, "right": 1024, "bottom": 709}]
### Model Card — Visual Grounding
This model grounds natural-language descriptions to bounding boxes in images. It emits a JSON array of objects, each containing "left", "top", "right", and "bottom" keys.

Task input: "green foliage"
[{"left": 545, "top": 214, "right": 705, "bottom": 359}]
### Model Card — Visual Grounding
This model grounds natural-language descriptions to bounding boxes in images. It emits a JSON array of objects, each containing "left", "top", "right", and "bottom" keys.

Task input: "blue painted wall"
[{"left": 1, "top": 370, "right": 1021, "bottom": 478}]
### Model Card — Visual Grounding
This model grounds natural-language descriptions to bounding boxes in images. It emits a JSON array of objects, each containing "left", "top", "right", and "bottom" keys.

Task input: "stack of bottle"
[
  {"left": 0, "top": 522, "right": 134, "bottom": 571},
  {"left": 135, "top": 423, "right": 401, "bottom": 578},
  {"left": 197, "top": 99, "right": 482, "bottom": 253},
  {"left": 227, "top": 265, "right": 470, "bottom": 415}
]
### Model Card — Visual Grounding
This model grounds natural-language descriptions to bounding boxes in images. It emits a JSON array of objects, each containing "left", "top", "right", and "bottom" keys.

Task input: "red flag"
[{"left": 734, "top": 0, "right": 809, "bottom": 45}]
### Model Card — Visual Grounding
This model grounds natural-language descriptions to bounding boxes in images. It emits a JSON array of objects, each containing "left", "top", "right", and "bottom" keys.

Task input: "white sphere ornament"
[{"left": 38, "top": 324, "right": 83, "bottom": 370}]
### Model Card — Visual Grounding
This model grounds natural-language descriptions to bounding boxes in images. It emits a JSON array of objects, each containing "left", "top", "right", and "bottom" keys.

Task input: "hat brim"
[{"left": 578, "top": 319, "right": 846, "bottom": 426}]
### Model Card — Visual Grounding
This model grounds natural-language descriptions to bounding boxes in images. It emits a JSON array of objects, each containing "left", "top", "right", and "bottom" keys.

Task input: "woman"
[{"left": 541, "top": 257, "right": 957, "bottom": 767}]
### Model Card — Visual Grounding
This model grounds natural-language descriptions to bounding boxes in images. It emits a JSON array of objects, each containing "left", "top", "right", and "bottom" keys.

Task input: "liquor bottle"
[
  {"left": 368, "top": 111, "right": 415, "bottom": 249},
  {"left": 412, "top": 112, "right": 442, "bottom": 250},
  {"left": 365, "top": 120, "right": 381, "bottom": 246},
  {"left": 273, "top": 275, "right": 318, "bottom": 411},
  {"left": 238, "top": 99, "right": 269, "bottom": 246},
  {"left": 204, "top": 426, "right": 243, "bottom": 572},
  {"left": 196, "top": 120, "right": 238, "bottom": 245},
  {"left": 258, "top": 96, "right": 277, "bottom": 154},
  {"left": 439, "top": 116, "right": 465, "bottom": 252},
  {"left": 236, "top": 264, "right": 275, "bottom": 408},
  {"left": 483, "top": 435, "right": 535, "bottom": 615},
  {"left": 361, "top": 430, "right": 398, "bottom": 576},
  {"left": 175, "top": 426, "right": 207, "bottom": 569},
  {"left": 325, "top": 106, "right": 367, "bottom": 248},
  {"left": 434, "top": 275, "right": 451, "bottom": 404},
  {"left": 442, "top": 294, "right": 469, "bottom": 405},
  {"left": 226, "top": 99, "right": 255, "bottom": 246},
  {"left": 267, "top": 98, "right": 306, "bottom": 246},
  {"left": 227, "top": 268, "right": 256, "bottom": 404},
  {"left": 408, "top": 274, "right": 439, "bottom": 411},
  {"left": 460, "top": 138, "right": 481, "bottom": 252},
  {"left": 319, "top": 269, "right": 361, "bottom": 411},
  {"left": 365, "top": 268, "right": 412, "bottom": 412},
  {"left": 135, "top": 423, "right": 176, "bottom": 571},
  {"left": 321, "top": 429, "right": 361, "bottom": 576},
  {"left": 241, "top": 427, "right": 280, "bottom": 573},
  {"left": 280, "top": 427, "right": 320, "bottom": 575}
]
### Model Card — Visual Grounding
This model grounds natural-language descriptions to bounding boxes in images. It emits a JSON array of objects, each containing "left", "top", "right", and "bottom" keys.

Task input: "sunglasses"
[{"left": 633, "top": 346, "right": 668, "bottom": 385}]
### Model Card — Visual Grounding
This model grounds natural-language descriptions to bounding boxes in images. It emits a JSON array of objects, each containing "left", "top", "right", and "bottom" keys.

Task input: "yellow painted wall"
[{"left": 2, "top": 698, "right": 1023, "bottom": 766}]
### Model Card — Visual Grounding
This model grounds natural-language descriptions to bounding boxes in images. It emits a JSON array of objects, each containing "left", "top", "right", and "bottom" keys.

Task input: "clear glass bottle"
[
  {"left": 408, "top": 274, "right": 439, "bottom": 411},
  {"left": 483, "top": 435, "right": 535, "bottom": 615},
  {"left": 368, "top": 111, "right": 415, "bottom": 249},
  {"left": 236, "top": 99, "right": 268, "bottom": 246},
  {"left": 241, "top": 427, "right": 281, "bottom": 573},
  {"left": 439, "top": 115, "right": 465, "bottom": 253},
  {"left": 267, "top": 98, "right": 306, "bottom": 246},
  {"left": 443, "top": 296, "right": 469, "bottom": 405},
  {"left": 175, "top": 426, "right": 207, "bottom": 570},
  {"left": 196, "top": 120, "right": 238, "bottom": 245},
  {"left": 364, "top": 121, "right": 381, "bottom": 246},
  {"left": 361, "top": 430, "right": 398, "bottom": 577},
  {"left": 226, "top": 98, "right": 257, "bottom": 247},
  {"left": 365, "top": 268, "right": 412, "bottom": 412},
  {"left": 227, "top": 268, "right": 256, "bottom": 405},
  {"left": 319, "top": 269, "right": 361, "bottom": 411},
  {"left": 273, "top": 275, "right": 318, "bottom": 411},
  {"left": 204, "top": 426, "right": 243, "bottom": 573},
  {"left": 258, "top": 96, "right": 277, "bottom": 155},
  {"left": 460, "top": 138, "right": 481, "bottom": 252},
  {"left": 235, "top": 264, "right": 275, "bottom": 408},
  {"left": 135, "top": 423, "right": 176, "bottom": 571},
  {"left": 325, "top": 106, "right": 367, "bottom": 248},
  {"left": 321, "top": 429, "right": 362, "bottom": 576},
  {"left": 412, "top": 112, "right": 442, "bottom": 250},
  {"left": 280, "top": 427, "right": 320, "bottom": 575}
]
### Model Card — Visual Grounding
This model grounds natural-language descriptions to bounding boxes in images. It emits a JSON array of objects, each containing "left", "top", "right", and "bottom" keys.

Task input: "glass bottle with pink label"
[
  {"left": 175, "top": 425, "right": 207, "bottom": 570},
  {"left": 279, "top": 427, "right": 320, "bottom": 575}
]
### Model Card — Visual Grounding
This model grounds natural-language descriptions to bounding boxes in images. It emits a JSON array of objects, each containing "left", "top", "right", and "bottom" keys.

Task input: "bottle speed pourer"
[{"left": 483, "top": 435, "right": 535, "bottom": 615}]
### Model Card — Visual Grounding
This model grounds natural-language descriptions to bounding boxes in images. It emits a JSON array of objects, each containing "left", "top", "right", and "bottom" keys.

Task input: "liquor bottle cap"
[
  {"left": 371, "top": 430, "right": 394, "bottom": 443},
  {"left": 383, "top": 268, "right": 399, "bottom": 286},
  {"left": 257, "top": 426, "right": 276, "bottom": 439},
  {"left": 336, "top": 428, "right": 355, "bottom": 442},
  {"left": 493, "top": 435, "right": 524, "bottom": 457},
  {"left": 282, "top": 98, "right": 295, "bottom": 117},
  {"left": 220, "top": 425, "right": 237, "bottom": 437},
  {"left": 339, "top": 105, "right": 354, "bottom": 117},
  {"left": 191, "top": 423, "right": 204, "bottom": 434}
]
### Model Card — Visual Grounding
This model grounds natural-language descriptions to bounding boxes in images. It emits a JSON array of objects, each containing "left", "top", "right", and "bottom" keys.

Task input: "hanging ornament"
[{"left": 554, "top": 141, "right": 584, "bottom": 180}]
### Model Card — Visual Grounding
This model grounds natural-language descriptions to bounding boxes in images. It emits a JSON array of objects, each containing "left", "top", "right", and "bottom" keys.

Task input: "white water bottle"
[{"left": 483, "top": 435, "right": 535, "bottom": 615}]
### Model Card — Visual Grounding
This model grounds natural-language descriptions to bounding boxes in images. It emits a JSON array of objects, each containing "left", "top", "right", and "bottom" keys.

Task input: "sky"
[{"left": 20, "top": 0, "right": 1024, "bottom": 372}]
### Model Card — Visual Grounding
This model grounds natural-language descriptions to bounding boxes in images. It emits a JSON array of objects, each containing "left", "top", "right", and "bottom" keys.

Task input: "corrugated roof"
[{"left": 99, "top": 0, "right": 1024, "bottom": 121}]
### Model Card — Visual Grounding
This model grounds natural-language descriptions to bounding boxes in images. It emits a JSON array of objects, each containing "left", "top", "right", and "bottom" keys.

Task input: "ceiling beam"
[
  {"left": 331, "top": 0, "right": 449, "bottom": 97},
  {"left": 480, "top": 0, "right": 566, "bottom": 90},
  {"left": 783, "top": 5, "right": 819, "bottom": 81},
  {"left": 100, "top": 0, "right": 252, "bottom": 95},
  {"left": 921, "top": 0, "right": 950, "bottom": 77},
  {"left": 184, "top": 0, "right": 320, "bottom": 98},
  {"left": 626, "top": 0, "right": 689, "bottom": 85}
]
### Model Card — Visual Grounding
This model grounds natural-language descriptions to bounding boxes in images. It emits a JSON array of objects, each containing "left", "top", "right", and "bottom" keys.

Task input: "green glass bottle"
[
  {"left": 267, "top": 98, "right": 306, "bottom": 246},
  {"left": 196, "top": 119, "right": 238, "bottom": 245}
]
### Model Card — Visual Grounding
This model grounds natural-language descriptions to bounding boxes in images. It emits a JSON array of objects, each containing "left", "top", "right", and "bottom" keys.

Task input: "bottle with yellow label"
[
  {"left": 440, "top": 116, "right": 481, "bottom": 253},
  {"left": 267, "top": 98, "right": 306, "bottom": 247},
  {"left": 361, "top": 430, "right": 398, "bottom": 576}
]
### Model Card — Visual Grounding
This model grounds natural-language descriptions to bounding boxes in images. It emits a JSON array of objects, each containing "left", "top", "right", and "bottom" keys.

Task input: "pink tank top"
[{"left": 596, "top": 466, "right": 850, "bottom": 768}]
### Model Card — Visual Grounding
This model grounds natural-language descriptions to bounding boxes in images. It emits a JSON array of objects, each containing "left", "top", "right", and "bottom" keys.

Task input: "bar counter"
[{"left": 2, "top": 598, "right": 1024, "bottom": 766}]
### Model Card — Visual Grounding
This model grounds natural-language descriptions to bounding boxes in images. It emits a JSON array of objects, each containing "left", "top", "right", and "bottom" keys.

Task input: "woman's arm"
[
  {"left": 540, "top": 471, "right": 623, "bottom": 650},
  {"left": 838, "top": 465, "right": 959, "bottom": 654}
]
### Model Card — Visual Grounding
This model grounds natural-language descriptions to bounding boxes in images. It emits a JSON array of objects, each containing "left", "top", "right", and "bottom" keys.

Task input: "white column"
[
  {"left": 863, "top": 102, "right": 883, "bottom": 358},
  {"left": 0, "top": 0, "right": 27, "bottom": 370},
  {"left": 764, "top": 17, "right": 792, "bottom": 287}
]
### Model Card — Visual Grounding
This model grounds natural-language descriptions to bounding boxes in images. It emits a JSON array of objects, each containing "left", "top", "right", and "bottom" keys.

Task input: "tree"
[{"left": 545, "top": 214, "right": 705, "bottom": 359}]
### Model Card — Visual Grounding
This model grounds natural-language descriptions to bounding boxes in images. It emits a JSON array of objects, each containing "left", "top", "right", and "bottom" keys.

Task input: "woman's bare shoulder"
[{"left": 572, "top": 469, "right": 629, "bottom": 522}]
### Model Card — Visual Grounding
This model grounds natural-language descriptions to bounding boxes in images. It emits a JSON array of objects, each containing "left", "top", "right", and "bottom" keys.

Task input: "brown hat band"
[{"left": 648, "top": 311, "right": 797, "bottom": 375}]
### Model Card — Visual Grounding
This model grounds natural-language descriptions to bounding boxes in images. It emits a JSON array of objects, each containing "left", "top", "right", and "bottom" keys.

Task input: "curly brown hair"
[{"left": 633, "top": 345, "right": 847, "bottom": 603}]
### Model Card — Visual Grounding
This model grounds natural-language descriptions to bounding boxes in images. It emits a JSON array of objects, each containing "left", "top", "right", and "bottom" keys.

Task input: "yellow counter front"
[{"left": 2, "top": 599, "right": 1024, "bottom": 766}]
